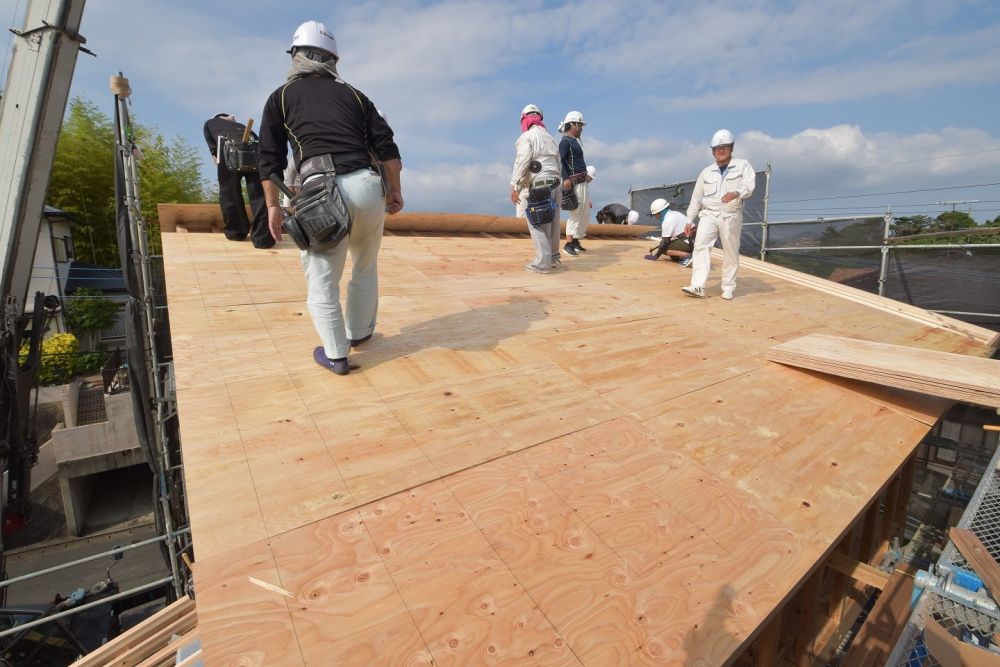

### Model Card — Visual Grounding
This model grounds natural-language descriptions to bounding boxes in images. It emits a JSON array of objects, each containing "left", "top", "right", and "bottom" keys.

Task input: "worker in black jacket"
[
  {"left": 259, "top": 20, "right": 403, "bottom": 376},
  {"left": 596, "top": 203, "right": 639, "bottom": 225},
  {"left": 202, "top": 114, "right": 272, "bottom": 248}
]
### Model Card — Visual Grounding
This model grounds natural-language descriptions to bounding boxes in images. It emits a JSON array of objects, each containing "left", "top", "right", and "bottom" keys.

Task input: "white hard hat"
[
  {"left": 626, "top": 210, "right": 639, "bottom": 225},
  {"left": 521, "top": 104, "right": 542, "bottom": 117},
  {"left": 710, "top": 129, "right": 735, "bottom": 148},
  {"left": 288, "top": 21, "right": 339, "bottom": 58},
  {"left": 586, "top": 165, "right": 597, "bottom": 179},
  {"left": 559, "top": 110, "right": 586, "bottom": 132},
  {"left": 650, "top": 198, "right": 670, "bottom": 215}
]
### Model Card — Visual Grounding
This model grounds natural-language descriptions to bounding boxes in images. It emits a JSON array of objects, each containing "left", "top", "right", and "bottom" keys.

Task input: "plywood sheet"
[
  {"left": 768, "top": 333, "right": 1000, "bottom": 407},
  {"left": 162, "top": 231, "right": 995, "bottom": 665}
]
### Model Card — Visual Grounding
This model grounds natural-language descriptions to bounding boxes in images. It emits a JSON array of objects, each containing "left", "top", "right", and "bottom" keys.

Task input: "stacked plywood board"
[
  {"left": 72, "top": 596, "right": 199, "bottom": 666},
  {"left": 160, "top": 229, "right": 997, "bottom": 665},
  {"left": 767, "top": 333, "right": 1000, "bottom": 408}
]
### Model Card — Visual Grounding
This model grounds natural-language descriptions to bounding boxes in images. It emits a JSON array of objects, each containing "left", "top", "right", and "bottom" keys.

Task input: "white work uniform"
[
  {"left": 661, "top": 210, "right": 688, "bottom": 239},
  {"left": 686, "top": 157, "right": 755, "bottom": 295},
  {"left": 512, "top": 125, "right": 562, "bottom": 271}
]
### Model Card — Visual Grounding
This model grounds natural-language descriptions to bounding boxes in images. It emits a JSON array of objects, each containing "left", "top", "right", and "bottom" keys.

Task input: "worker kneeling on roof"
[
  {"left": 645, "top": 199, "right": 695, "bottom": 266},
  {"left": 259, "top": 20, "right": 403, "bottom": 376}
]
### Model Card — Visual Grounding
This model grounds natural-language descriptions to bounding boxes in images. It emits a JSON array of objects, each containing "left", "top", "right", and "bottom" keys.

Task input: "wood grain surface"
[{"left": 162, "top": 232, "right": 996, "bottom": 665}]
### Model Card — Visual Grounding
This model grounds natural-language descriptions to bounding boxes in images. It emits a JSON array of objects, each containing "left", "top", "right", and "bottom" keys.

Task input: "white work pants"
[
  {"left": 689, "top": 211, "right": 743, "bottom": 294},
  {"left": 300, "top": 169, "right": 386, "bottom": 360},
  {"left": 518, "top": 187, "right": 562, "bottom": 270},
  {"left": 565, "top": 182, "right": 590, "bottom": 239}
]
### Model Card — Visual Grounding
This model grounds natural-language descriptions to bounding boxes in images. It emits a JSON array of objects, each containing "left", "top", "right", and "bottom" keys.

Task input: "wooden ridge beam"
[{"left": 155, "top": 203, "right": 657, "bottom": 238}]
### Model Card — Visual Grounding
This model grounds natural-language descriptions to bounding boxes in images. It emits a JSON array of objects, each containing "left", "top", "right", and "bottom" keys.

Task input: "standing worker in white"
[
  {"left": 681, "top": 129, "right": 755, "bottom": 300},
  {"left": 511, "top": 104, "right": 562, "bottom": 273},
  {"left": 259, "top": 20, "right": 403, "bottom": 375},
  {"left": 558, "top": 111, "right": 592, "bottom": 257}
]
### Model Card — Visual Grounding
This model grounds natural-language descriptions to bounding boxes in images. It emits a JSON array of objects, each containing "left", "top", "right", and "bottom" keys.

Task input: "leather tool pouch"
[{"left": 282, "top": 167, "right": 352, "bottom": 251}]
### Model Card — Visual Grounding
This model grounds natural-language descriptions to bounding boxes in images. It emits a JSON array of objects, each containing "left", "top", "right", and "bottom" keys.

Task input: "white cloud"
[
  {"left": 405, "top": 125, "right": 1000, "bottom": 221},
  {"left": 55, "top": 1, "right": 1000, "bottom": 223}
]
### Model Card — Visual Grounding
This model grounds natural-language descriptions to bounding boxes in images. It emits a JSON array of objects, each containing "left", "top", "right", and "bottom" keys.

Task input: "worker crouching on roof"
[
  {"left": 511, "top": 105, "right": 562, "bottom": 274},
  {"left": 645, "top": 199, "right": 695, "bottom": 266},
  {"left": 259, "top": 20, "right": 403, "bottom": 376},
  {"left": 596, "top": 203, "right": 639, "bottom": 225},
  {"left": 681, "top": 129, "right": 755, "bottom": 300}
]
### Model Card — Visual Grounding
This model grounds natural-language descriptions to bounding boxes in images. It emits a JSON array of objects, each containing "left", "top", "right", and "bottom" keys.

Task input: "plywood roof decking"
[{"left": 161, "top": 231, "right": 994, "bottom": 666}]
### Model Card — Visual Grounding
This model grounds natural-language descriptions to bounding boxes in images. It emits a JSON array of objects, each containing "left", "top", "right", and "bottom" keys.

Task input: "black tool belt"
[
  {"left": 221, "top": 137, "right": 259, "bottom": 174},
  {"left": 300, "top": 152, "right": 371, "bottom": 176},
  {"left": 281, "top": 154, "right": 354, "bottom": 251},
  {"left": 525, "top": 175, "right": 560, "bottom": 227}
]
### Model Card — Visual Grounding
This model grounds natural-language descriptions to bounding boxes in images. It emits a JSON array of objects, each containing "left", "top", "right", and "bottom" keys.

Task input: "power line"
[{"left": 771, "top": 181, "right": 1000, "bottom": 204}]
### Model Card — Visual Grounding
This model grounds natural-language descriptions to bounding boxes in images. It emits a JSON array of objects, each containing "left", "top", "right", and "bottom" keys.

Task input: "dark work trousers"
[{"left": 216, "top": 164, "right": 272, "bottom": 248}]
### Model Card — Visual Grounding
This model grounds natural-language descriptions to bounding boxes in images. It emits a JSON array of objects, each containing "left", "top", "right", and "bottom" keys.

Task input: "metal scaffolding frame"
[{"left": 887, "top": 442, "right": 1000, "bottom": 665}]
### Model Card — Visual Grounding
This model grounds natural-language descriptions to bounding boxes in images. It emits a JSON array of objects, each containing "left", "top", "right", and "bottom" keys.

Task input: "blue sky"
[{"left": 4, "top": 0, "right": 1000, "bottom": 222}]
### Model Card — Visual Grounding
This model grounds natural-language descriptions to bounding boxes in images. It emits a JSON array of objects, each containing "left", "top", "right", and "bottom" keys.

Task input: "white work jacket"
[
  {"left": 661, "top": 210, "right": 688, "bottom": 238},
  {"left": 511, "top": 126, "right": 560, "bottom": 191},
  {"left": 686, "top": 157, "right": 755, "bottom": 224}
]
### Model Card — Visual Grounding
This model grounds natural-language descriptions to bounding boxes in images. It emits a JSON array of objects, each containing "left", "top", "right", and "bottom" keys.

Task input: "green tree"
[
  {"left": 47, "top": 97, "right": 211, "bottom": 266},
  {"left": 892, "top": 215, "right": 932, "bottom": 237},
  {"left": 932, "top": 210, "right": 976, "bottom": 233},
  {"left": 64, "top": 287, "right": 120, "bottom": 351}
]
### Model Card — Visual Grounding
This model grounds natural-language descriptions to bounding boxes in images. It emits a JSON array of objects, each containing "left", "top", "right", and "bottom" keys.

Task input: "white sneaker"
[
  {"left": 721, "top": 290, "right": 734, "bottom": 300},
  {"left": 681, "top": 285, "right": 706, "bottom": 298}
]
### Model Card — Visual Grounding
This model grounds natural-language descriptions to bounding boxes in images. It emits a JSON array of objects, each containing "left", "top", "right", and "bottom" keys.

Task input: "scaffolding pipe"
[
  {"left": 113, "top": 76, "right": 183, "bottom": 599},
  {"left": 877, "top": 209, "right": 893, "bottom": 296},
  {"left": 0, "top": 576, "right": 174, "bottom": 640},
  {"left": 759, "top": 163, "right": 771, "bottom": 262},
  {"left": 764, "top": 245, "right": 884, "bottom": 252},
  {"left": 0, "top": 527, "right": 190, "bottom": 589}
]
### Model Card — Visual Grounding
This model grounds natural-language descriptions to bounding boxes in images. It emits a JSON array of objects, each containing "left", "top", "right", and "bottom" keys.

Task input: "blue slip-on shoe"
[
  {"left": 349, "top": 334, "right": 372, "bottom": 348},
  {"left": 314, "top": 347, "right": 352, "bottom": 376}
]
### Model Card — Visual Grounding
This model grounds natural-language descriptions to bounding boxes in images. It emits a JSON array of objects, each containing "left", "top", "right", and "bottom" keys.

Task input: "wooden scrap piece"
[
  {"left": 950, "top": 527, "right": 1000, "bottom": 602},
  {"left": 766, "top": 334, "right": 1000, "bottom": 407}
]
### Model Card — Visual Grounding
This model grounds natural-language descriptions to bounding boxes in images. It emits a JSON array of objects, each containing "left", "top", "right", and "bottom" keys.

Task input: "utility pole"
[
  {"left": 938, "top": 200, "right": 979, "bottom": 213},
  {"left": 0, "top": 0, "right": 89, "bottom": 315}
]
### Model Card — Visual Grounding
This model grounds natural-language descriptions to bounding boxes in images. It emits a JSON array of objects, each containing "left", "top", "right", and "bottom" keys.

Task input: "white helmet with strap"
[
  {"left": 650, "top": 198, "right": 670, "bottom": 215},
  {"left": 521, "top": 104, "right": 542, "bottom": 117},
  {"left": 710, "top": 129, "right": 735, "bottom": 148},
  {"left": 559, "top": 110, "right": 586, "bottom": 132},
  {"left": 288, "top": 21, "right": 339, "bottom": 58}
]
